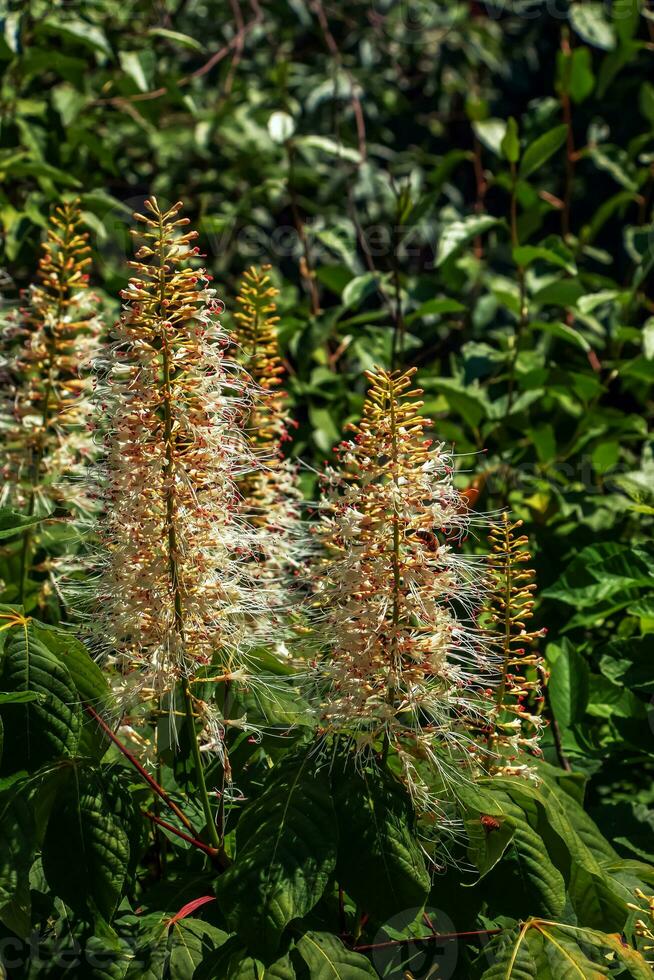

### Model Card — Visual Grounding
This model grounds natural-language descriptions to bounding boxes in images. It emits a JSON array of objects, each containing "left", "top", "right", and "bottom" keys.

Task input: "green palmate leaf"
[
  {"left": 0, "top": 620, "right": 81, "bottom": 773},
  {"left": 194, "top": 936, "right": 295, "bottom": 980},
  {"left": 41, "top": 631, "right": 106, "bottom": 701},
  {"left": 119, "top": 50, "right": 155, "bottom": 92},
  {"left": 30, "top": 624, "right": 112, "bottom": 758},
  {"left": 215, "top": 748, "right": 338, "bottom": 957},
  {"left": 436, "top": 215, "right": 501, "bottom": 266},
  {"left": 481, "top": 919, "right": 651, "bottom": 979},
  {"left": 590, "top": 144, "right": 639, "bottom": 191},
  {"left": 473, "top": 118, "right": 508, "bottom": 156},
  {"left": 295, "top": 932, "right": 377, "bottom": 979},
  {"left": 566, "top": 860, "right": 630, "bottom": 933},
  {"left": 331, "top": 764, "right": 430, "bottom": 921},
  {"left": 529, "top": 320, "right": 591, "bottom": 353},
  {"left": 427, "top": 377, "right": 490, "bottom": 428},
  {"left": 474, "top": 786, "right": 567, "bottom": 918},
  {"left": 144, "top": 919, "right": 227, "bottom": 980},
  {"left": 563, "top": 47, "right": 595, "bottom": 103},
  {"left": 31, "top": 623, "right": 110, "bottom": 707},
  {"left": 405, "top": 297, "right": 466, "bottom": 325},
  {"left": 538, "top": 777, "right": 617, "bottom": 864},
  {"left": 295, "top": 135, "right": 362, "bottom": 164},
  {"left": 341, "top": 272, "right": 379, "bottom": 309},
  {"left": 78, "top": 929, "right": 134, "bottom": 980},
  {"left": 459, "top": 785, "right": 515, "bottom": 879},
  {"left": 599, "top": 637, "right": 654, "bottom": 692},
  {"left": 518, "top": 125, "right": 567, "bottom": 179},
  {"left": 125, "top": 914, "right": 227, "bottom": 980},
  {"left": 0, "top": 507, "right": 48, "bottom": 541},
  {"left": 42, "top": 766, "right": 131, "bottom": 921},
  {"left": 542, "top": 543, "right": 653, "bottom": 608},
  {"left": 227, "top": 678, "right": 313, "bottom": 729},
  {"left": 495, "top": 777, "right": 629, "bottom": 932},
  {"left": 38, "top": 16, "right": 113, "bottom": 57}
]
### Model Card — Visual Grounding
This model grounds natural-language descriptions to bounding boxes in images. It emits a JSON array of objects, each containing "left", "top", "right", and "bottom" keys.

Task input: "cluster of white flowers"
[
  {"left": 92, "top": 199, "right": 269, "bottom": 706},
  {"left": 311, "top": 367, "right": 499, "bottom": 812}
]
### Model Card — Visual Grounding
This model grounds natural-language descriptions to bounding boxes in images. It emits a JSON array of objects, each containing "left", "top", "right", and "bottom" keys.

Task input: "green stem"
[
  {"left": 182, "top": 676, "right": 221, "bottom": 850},
  {"left": 382, "top": 377, "right": 402, "bottom": 767}
]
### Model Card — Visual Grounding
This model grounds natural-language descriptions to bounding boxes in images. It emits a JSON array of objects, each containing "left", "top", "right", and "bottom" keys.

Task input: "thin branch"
[
  {"left": 93, "top": 9, "right": 262, "bottom": 108},
  {"left": 287, "top": 145, "right": 321, "bottom": 316},
  {"left": 142, "top": 810, "right": 227, "bottom": 866},
  {"left": 83, "top": 703, "right": 196, "bottom": 834},
  {"left": 559, "top": 28, "right": 576, "bottom": 238},
  {"left": 222, "top": 0, "right": 246, "bottom": 98},
  {"left": 309, "top": 0, "right": 367, "bottom": 160},
  {"left": 354, "top": 927, "right": 502, "bottom": 953}
]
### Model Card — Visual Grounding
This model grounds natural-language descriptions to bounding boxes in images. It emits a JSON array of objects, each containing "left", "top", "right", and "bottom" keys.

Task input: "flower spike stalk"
[
  {"left": 230, "top": 265, "right": 304, "bottom": 637},
  {"left": 0, "top": 200, "right": 100, "bottom": 599},
  {"left": 486, "top": 512, "right": 545, "bottom": 773},
  {"left": 94, "top": 199, "right": 266, "bottom": 846},
  {"left": 233, "top": 265, "right": 286, "bottom": 459},
  {"left": 313, "top": 367, "right": 495, "bottom": 813}
]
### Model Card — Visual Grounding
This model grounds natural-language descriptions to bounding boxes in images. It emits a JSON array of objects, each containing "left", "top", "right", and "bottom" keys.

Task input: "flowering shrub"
[
  {"left": 0, "top": 199, "right": 652, "bottom": 979},
  {"left": 0, "top": 3, "right": 653, "bottom": 974}
]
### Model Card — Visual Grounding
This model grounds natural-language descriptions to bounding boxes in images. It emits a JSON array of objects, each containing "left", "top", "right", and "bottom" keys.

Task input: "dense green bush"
[{"left": 0, "top": 1, "right": 653, "bottom": 977}]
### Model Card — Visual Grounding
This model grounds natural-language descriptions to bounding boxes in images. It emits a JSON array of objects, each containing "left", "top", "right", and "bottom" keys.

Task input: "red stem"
[
  {"left": 84, "top": 703, "right": 195, "bottom": 834},
  {"left": 142, "top": 810, "right": 222, "bottom": 862},
  {"left": 354, "top": 928, "right": 502, "bottom": 953}
]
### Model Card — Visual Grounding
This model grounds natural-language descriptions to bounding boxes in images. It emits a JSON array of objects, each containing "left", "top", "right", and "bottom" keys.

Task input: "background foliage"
[{"left": 1, "top": 0, "right": 653, "bottom": 976}]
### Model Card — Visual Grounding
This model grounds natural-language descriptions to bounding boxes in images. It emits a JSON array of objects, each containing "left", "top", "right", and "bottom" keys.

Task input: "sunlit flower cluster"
[
  {"left": 94, "top": 198, "right": 266, "bottom": 699},
  {"left": 0, "top": 200, "right": 100, "bottom": 515},
  {"left": 312, "top": 367, "right": 496, "bottom": 811},
  {"left": 486, "top": 513, "right": 545, "bottom": 774}
]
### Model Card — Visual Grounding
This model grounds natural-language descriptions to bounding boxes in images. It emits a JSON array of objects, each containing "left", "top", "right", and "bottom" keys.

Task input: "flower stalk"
[
  {"left": 486, "top": 513, "right": 545, "bottom": 771},
  {"left": 230, "top": 265, "right": 303, "bottom": 636},
  {"left": 0, "top": 200, "right": 99, "bottom": 602}
]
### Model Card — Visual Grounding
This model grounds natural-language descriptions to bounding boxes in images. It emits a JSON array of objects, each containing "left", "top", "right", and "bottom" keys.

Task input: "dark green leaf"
[
  {"left": 295, "top": 932, "right": 377, "bottom": 979},
  {"left": 332, "top": 764, "right": 430, "bottom": 921},
  {"left": 215, "top": 749, "right": 337, "bottom": 957},
  {"left": 42, "top": 766, "right": 131, "bottom": 921},
  {"left": 519, "top": 125, "right": 567, "bottom": 179},
  {"left": 436, "top": 215, "right": 501, "bottom": 267},
  {"left": 0, "top": 622, "right": 81, "bottom": 773},
  {"left": 0, "top": 508, "right": 48, "bottom": 541}
]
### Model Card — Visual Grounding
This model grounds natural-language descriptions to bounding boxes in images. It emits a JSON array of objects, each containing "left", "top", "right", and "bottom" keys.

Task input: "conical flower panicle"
[
  {"left": 233, "top": 265, "right": 286, "bottom": 462},
  {"left": 487, "top": 513, "right": 545, "bottom": 774},
  {"left": 313, "top": 367, "right": 495, "bottom": 812},
  {"left": 95, "top": 199, "right": 265, "bottom": 697},
  {"left": 0, "top": 200, "right": 100, "bottom": 513},
  {"left": 230, "top": 265, "right": 304, "bottom": 636}
]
